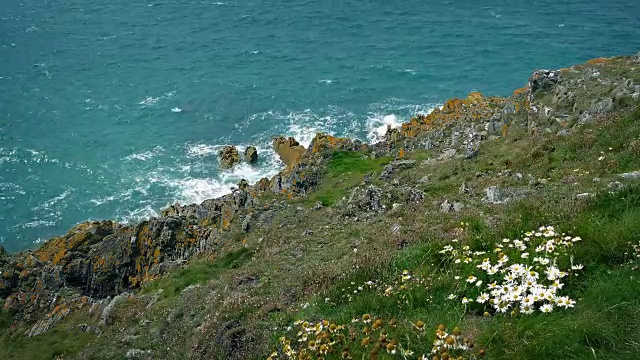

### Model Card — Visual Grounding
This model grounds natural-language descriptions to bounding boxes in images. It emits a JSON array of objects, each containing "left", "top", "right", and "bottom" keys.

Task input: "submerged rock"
[{"left": 219, "top": 146, "right": 241, "bottom": 168}]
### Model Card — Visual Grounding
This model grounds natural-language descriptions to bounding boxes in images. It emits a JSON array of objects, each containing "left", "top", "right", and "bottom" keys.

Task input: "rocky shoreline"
[{"left": 1, "top": 53, "right": 640, "bottom": 345}]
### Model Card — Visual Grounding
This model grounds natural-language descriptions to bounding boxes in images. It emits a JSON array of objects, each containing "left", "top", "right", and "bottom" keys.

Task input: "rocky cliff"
[{"left": 1, "top": 53, "right": 639, "bottom": 359}]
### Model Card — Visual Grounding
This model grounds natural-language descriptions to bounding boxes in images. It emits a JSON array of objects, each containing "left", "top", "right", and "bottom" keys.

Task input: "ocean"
[{"left": 1, "top": 0, "right": 639, "bottom": 252}]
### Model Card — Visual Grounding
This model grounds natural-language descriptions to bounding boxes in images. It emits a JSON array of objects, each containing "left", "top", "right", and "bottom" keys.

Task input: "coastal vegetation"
[{"left": 1, "top": 54, "right": 640, "bottom": 359}]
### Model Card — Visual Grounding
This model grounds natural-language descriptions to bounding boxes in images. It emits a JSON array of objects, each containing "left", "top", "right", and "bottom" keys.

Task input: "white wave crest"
[
  {"left": 366, "top": 114, "right": 403, "bottom": 144},
  {"left": 15, "top": 220, "right": 57, "bottom": 229},
  {"left": 186, "top": 144, "right": 221, "bottom": 157},
  {"left": 120, "top": 205, "right": 160, "bottom": 224},
  {"left": 138, "top": 91, "right": 176, "bottom": 108},
  {"left": 124, "top": 146, "right": 164, "bottom": 161}
]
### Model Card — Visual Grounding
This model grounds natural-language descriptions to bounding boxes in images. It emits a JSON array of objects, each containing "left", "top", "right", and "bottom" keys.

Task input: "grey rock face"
[
  {"left": 529, "top": 70, "right": 560, "bottom": 97},
  {"left": 484, "top": 186, "right": 504, "bottom": 204},
  {"left": 619, "top": 170, "right": 640, "bottom": 179},
  {"left": 379, "top": 160, "right": 416, "bottom": 180}
]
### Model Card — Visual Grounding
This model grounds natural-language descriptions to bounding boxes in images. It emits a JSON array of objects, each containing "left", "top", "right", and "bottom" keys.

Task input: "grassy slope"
[{"left": 2, "top": 93, "right": 639, "bottom": 359}]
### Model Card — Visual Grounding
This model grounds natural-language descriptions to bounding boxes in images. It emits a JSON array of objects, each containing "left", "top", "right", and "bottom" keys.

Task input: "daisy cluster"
[
  {"left": 269, "top": 314, "right": 482, "bottom": 359},
  {"left": 440, "top": 226, "right": 583, "bottom": 315}
]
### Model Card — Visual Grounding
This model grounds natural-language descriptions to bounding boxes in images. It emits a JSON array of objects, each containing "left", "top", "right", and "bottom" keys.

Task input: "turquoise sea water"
[{"left": 1, "top": 0, "right": 639, "bottom": 252}]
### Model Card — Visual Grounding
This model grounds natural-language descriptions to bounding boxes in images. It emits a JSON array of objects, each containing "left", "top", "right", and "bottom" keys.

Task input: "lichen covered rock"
[
  {"left": 273, "top": 136, "right": 306, "bottom": 167},
  {"left": 219, "top": 146, "right": 241, "bottom": 168},
  {"left": 244, "top": 146, "right": 258, "bottom": 163}
]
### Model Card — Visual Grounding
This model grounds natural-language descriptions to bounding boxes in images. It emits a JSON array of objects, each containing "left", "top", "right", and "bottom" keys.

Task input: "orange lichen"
[
  {"left": 501, "top": 124, "right": 510, "bottom": 137},
  {"left": 512, "top": 86, "right": 527, "bottom": 96},
  {"left": 587, "top": 57, "right": 610, "bottom": 64},
  {"left": 153, "top": 247, "right": 161, "bottom": 264},
  {"left": 401, "top": 92, "right": 505, "bottom": 137}
]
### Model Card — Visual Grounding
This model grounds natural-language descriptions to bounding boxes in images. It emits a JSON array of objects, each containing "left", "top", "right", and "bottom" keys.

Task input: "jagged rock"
[
  {"left": 273, "top": 136, "right": 306, "bottom": 167},
  {"left": 244, "top": 146, "right": 258, "bottom": 163},
  {"left": 126, "top": 349, "right": 152, "bottom": 359},
  {"left": 401, "top": 186, "right": 425, "bottom": 203},
  {"left": 440, "top": 200, "right": 464, "bottom": 213},
  {"left": 380, "top": 160, "right": 416, "bottom": 180},
  {"left": 576, "top": 193, "right": 594, "bottom": 200},
  {"left": 346, "top": 185, "right": 384, "bottom": 214},
  {"left": 619, "top": 170, "right": 640, "bottom": 179},
  {"left": 580, "top": 98, "right": 613, "bottom": 123},
  {"left": 484, "top": 186, "right": 505, "bottom": 204},
  {"left": 238, "top": 179, "right": 249, "bottom": 190},
  {"left": 26, "top": 306, "right": 71, "bottom": 337},
  {"left": 219, "top": 146, "right": 241, "bottom": 168},
  {"left": 440, "top": 200, "right": 452, "bottom": 213},
  {"left": 100, "top": 293, "right": 127, "bottom": 326},
  {"left": 459, "top": 182, "right": 470, "bottom": 194},
  {"left": 241, "top": 215, "right": 251, "bottom": 233},
  {"left": 418, "top": 175, "right": 430, "bottom": 184},
  {"left": 78, "top": 323, "right": 101, "bottom": 334},
  {"left": 608, "top": 181, "right": 624, "bottom": 192},
  {"left": 440, "top": 148, "right": 457, "bottom": 160},
  {"left": 529, "top": 70, "right": 560, "bottom": 96},
  {"left": 309, "top": 132, "right": 363, "bottom": 154},
  {"left": 313, "top": 201, "right": 323, "bottom": 210}
]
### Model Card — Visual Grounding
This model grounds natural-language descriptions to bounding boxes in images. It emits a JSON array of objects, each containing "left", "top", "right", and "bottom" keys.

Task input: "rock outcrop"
[
  {"left": 244, "top": 146, "right": 258, "bottom": 163},
  {"left": 272, "top": 136, "right": 306, "bottom": 167},
  {"left": 219, "top": 146, "right": 241, "bottom": 168}
]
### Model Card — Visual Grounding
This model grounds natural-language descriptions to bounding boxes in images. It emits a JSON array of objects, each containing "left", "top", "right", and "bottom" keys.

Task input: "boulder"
[
  {"left": 273, "top": 136, "right": 306, "bottom": 167},
  {"left": 244, "top": 146, "right": 258, "bottom": 163},
  {"left": 528, "top": 70, "right": 560, "bottom": 96},
  {"left": 619, "top": 170, "right": 640, "bottom": 179},
  {"left": 484, "top": 186, "right": 504, "bottom": 204},
  {"left": 379, "top": 160, "right": 416, "bottom": 180},
  {"left": 219, "top": 146, "right": 240, "bottom": 169}
]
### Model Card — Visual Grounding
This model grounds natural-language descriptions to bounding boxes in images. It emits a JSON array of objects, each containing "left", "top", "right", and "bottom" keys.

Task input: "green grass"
[
  {"left": 268, "top": 180, "right": 640, "bottom": 359},
  {"left": 0, "top": 328, "right": 96, "bottom": 360},
  {"left": 141, "top": 247, "right": 253, "bottom": 298},
  {"left": 307, "top": 151, "right": 392, "bottom": 206},
  {"left": 0, "top": 311, "right": 97, "bottom": 360}
]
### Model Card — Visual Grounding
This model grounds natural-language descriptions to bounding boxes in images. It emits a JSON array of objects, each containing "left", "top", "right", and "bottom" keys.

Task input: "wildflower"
[
  {"left": 476, "top": 293, "right": 489, "bottom": 303},
  {"left": 401, "top": 348, "right": 414, "bottom": 357},
  {"left": 386, "top": 341, "right": 397, "bottom": 354},
  {"left": 466, "top": 275, "right": 478, "bottom": 283},
  {"left": 556, "top": 296, "right": 576, "bottom": 308},
  {"left": 361, "top": 337, "right": 371, "bottom": 347},
  {"left": 362, "top": 314, "right": 371, "bottom": 323},
  {"left": 447, "top": 294, "right": 457, "bottom": 300},
  {"left": 461, "top": 297, "right": 470, "bottom": 304},
  {"left": 571, "top": 264, "right": 584, "bottom": 271},
  {"left": 414, "top": 320, "right": 425, "bottom": 331},
  {"left": 540, "top": 303, "right": 554, "bottom": 313},
  {"left": 495, "top": 301, "right": 510, "bottom": 313},
  {"left": 520, "top": 303, "right": 534, "bottom": 314},
  {"left": 402, "top": 270, "right": 412, "bottom": 281}
]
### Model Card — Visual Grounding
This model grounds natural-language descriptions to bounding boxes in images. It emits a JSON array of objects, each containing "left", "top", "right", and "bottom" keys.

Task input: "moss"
[
  {"left": 306, "top": 151, "right": 392, "bottom": 206},
  {"left": 141, "top": 248, "right": 253, "bottom": 299}
]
